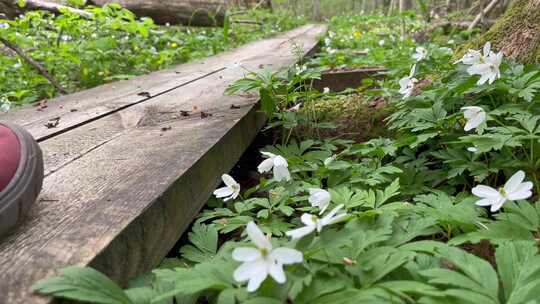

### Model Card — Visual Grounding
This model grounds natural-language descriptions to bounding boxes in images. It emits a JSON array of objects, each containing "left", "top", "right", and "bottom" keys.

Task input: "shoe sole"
[{"left": 0, "top": 121, "right": 44, "bottom": 238}]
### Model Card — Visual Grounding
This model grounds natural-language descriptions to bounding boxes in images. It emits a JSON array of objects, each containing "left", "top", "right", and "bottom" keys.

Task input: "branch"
[
  {"left": 231, "top": 20, "right": 262, "bottom": 25},
  {"left": 0, "top": 38, "right": 68, "bottom": 94},
  {"left": 16, "top": 0, "right": 93, "bottom": 18},
  {"left": 468, "top": 0, "right": 500, "bottom": 30}
]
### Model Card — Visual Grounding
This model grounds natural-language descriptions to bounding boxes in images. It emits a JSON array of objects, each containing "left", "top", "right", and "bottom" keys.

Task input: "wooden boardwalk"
[{"left": 0, "top": 24, "right": 326, "bottom": 304}]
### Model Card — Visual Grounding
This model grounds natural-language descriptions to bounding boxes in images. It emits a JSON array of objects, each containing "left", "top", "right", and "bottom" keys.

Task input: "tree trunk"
[
  {"left": 399, "top": 0, "right": 412, "bottom": 11},
  {"left": 91, "top": 0, "right": 228, "bottom": 26},
  {"left": 312, "top": 0, "right": 321, "bottom": 21},
  {"left": 465, "top": 0, "right": 540, "bottom": 63},
  {"left": 0, "top": 0, "right": 228, "bottom": 27}
]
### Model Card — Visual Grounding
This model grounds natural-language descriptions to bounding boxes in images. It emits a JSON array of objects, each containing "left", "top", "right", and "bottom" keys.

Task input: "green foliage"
[
  {"left": 0, "top": 6, "right": 306, "bottom": 107},
  {"left": 33, "top": 267, "right": 132, "bottom": 304}
]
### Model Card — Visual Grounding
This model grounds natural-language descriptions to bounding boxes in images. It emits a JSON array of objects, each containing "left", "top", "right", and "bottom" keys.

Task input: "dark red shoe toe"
[{"left": 0, "top": 121, "right": 44, "bottom": 238}]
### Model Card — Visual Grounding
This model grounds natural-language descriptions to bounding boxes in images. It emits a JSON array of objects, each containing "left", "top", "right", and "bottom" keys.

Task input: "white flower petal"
[
  {"left": 285, "top": 225, "right": 316, "bottom": 239},
  {"left": 273, "top": 155, "right": 288, "bottom": 168},
  {"left": 504, "top": 170, "right": 525, "bottom": 194},
  {"left": 325, "top": 212, "right": 348, "bottom": 226},
  {"left": 232, "top": 247, "right": 262, "bottom": 262},
  {"left": 258, "top": 158, "right": 274, "bottom": 174},
  {"left": 222, "top": 174, "right": 237, "bottom": 187},
  {"left": 246, "top": 270, "right": 267, "bottom": 292},
  {"left": 321, "top": 204, "right": 344, "bottom": 224},
  {"left": 464, "top": 111, "right": 485, "bottom": 131},
  {"left": 309, "top": 189, "right": 331, "bottom": 210},
  {"left": 246, "top": 221, "right": 272, "bottom": 250},
  {"left": 234, "top": 260, "right": 266, "bottom": 283},
  {"left": 506, "top": 181, "right": 533, "bottom": 200},
  {"left": 490, "top": 196, "right": 507, "bottom": 212},
  {"left": 270, "top": 247, "right": 303, "bottom": 264},
  {"left": 300, "top": 213, "right": 316, "bottom": 226},
  {"left": 507, "top": 189, "right": 532, "bottom": 201},
  {"left": 472, "top": 185, "right": 500, "bottom": 198},
  {"left": 273, "top": 165, "right": 291, "bottom": 181},
  {"left": 268, "top": 262, "right": 286, "bottom": 284},
  {"left": 213, "top": 187, "right": 234, "bottom": 198},
  {"left": 475, "top": 198, "right": 497, "bottom": 206},
  {"left": 483, "top": 41, "right": 491, "bottom": 57}
]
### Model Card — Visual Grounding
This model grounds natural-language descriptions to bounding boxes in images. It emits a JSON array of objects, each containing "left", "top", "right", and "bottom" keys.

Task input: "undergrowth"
[{"left": 0, "top": 5, "right": 305, "bottom": 108}]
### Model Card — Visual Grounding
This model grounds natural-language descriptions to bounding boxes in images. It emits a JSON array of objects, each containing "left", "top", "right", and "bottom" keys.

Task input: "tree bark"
[
  {"left": 461, "top": 0, "right": 540, "bottom": 64},
  {"left": 0, "top": 0, "right": 91, "bottom": 18},
  {"left": 399, "top": 0, "right": 412, "bottom": 12},
  {"left": 0, "top": 0, "right": 229, "bottom": 27},
  {"left": 312, "top": 0, "right": 321, "bottom": 21}
]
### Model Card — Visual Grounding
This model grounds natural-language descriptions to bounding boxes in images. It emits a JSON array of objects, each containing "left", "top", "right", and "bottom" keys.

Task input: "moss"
[
  {"left": 456, "top": 0, "right": 540, "bottom": 64},
  {"left": 298, "top": 94, "right": 393, "bottom": 142}
]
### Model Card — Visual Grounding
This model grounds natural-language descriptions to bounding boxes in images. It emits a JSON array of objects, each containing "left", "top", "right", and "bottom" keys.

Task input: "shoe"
[{"left": 0, "top": 121, "right": 44, "bottom": 237}]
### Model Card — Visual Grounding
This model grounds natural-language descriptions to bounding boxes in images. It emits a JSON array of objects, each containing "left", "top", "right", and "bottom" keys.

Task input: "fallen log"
[
  {"left": 0, "top": 0, "right": 229, "bottom": 27},
  {"left": 0, "top": 0, "right": 92, "bottom": 18},
  {"left": 90, "top": 0, "right": 228, "bottom": 26}
]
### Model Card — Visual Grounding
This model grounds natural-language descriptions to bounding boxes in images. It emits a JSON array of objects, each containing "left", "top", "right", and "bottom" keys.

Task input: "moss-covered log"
[
  {"left": 0, "top": 0, "right": 229, "bottom": 27},
  {"left": 464, "top": 0, "right": 540, "bottom": 63}
]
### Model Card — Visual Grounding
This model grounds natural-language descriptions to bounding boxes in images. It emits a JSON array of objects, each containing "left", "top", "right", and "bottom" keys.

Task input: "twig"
[
  {"left": 0, "top": 38, "right": 68, "bottom": 94},
  {"left": 23, "top": 0, "right": 93, "bottom": 18},
  {"left": 228, "top": 10, "right": 248, "bottom": 16},
  {"left": 468, "top": 0, "right": 500, "bottom": 30},
  {"left": 252, "top": 0, "right": 269, "bottom": 10},
  {"left": 232, "top": 20, "right": 263, "bottom": 25}
]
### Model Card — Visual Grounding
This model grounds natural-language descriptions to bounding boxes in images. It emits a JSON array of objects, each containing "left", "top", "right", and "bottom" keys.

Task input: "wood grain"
[{"left": 0, "top": 24, "right": 326, "bottom": 304}]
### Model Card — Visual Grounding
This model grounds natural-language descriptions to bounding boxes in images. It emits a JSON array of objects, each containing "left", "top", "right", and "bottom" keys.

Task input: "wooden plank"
[
  {"left": 0, "top": 24, "right": 326, "bottom": 304},
  {"left": 0, "top": 25, "right": 315, "bottom": 142}
]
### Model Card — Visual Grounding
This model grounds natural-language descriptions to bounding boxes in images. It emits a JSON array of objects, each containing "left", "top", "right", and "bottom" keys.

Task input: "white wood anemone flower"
[
  {"left": 378, "top": 39, "right": 385, "bottom": 46},
  {"left": 455, "top": 49, "right": 482, "bottom": 65},
  {"left": 472, "top": 170, "right": 533, "bottom": 212},
  {"left": 258, "top": 152, "right": 291, "bottom": 182},
  {"left": 213, "top": 174, "right": 240, "bottom": 201},
  {"left": 456, "top": 42, "right": 503, "bottom": 85},
  {"left": 308, "top": 188, "right": 331, "bottom": 214},
  {"left": 286, "top": 204, "right": 348, "bottom": 240},
  {"left": 461, "top": 106, "right": 486, "bottom": 131},
  {"left": 398, "top": 65, "right": 418, "bottom": 99},
  {"left": 324, "top": 155, "right": 337, "bottom": 166},
  {"left": 467, "top": 50, "right": 503, "bottom": 85},
  {"left": 232, "top": 222, "right": 303, "bottom": 292},
  {"left": 412, "top": 47, "right": 428, "bottom": 62}
]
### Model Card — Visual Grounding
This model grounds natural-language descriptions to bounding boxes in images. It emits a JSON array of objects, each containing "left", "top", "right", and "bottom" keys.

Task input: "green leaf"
[
  {"left": 260, "top": 88, "right": 276, "bottom": 117},
  {"left": 217, "top": 288, "right": 237, "bottom": 304},
  {"left": 33, "top": 267, "right": 133, "bottom": 304},
  {"left": 351, "top": 246, "right": 413, "bottom": 286},
  {"left": 243, "top": 297, "right": 282, "bottom": 304},
  {"left": 411, "top": 244, "right": 499, "bottom": 303},
  {"left": 496, "top": 241, "right": 540, "bottom": 304},
  {"left": 311, "top": 288, "right": 385, "bottom": 304},
  {"left": 152, "top": 261, "right": 234, "bottom": 302},
  {"left": 179, "top": 223, "right": 219, "bottom": 263}
]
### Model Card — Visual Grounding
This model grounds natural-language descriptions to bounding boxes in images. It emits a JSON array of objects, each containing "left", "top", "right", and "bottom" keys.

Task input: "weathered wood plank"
[
  {"left": 0, "top": 24, "right": 326, "bottom": 304},
  {"left": 0, "top": 25, "right": 316, "bottom": 142}
]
